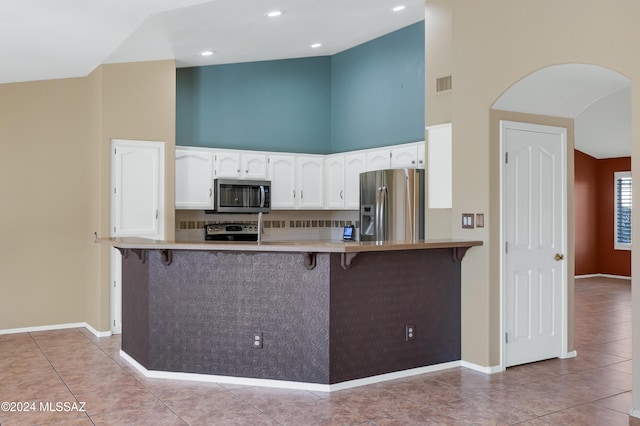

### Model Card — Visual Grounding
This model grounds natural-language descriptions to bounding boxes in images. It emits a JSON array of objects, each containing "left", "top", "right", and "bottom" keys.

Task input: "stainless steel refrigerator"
[{"left": 359, "top": 169, "right": 425, "bottom": 242}]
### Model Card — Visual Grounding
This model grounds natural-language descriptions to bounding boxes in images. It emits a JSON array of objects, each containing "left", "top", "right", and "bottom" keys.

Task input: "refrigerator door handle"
[
  {"left": 376, "top": 185, "right": 387, "bottom": 240},
  {"left": 406, "top": 175, "right": 414, "bottom": 242},
  {"left": 375, "top": 186, "right": 382, "bottom": 239}
]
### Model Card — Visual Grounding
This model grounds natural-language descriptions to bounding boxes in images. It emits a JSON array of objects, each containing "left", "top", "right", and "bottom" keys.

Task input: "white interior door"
[
  {"left": 111, "top": 141, "right": 164, "bottom": 238},
  {"left": 110, "top": 139, "right": 165, "bottom": 334},
  {"left": 502, "top": 121, "right": 567, "bottom": 367}
]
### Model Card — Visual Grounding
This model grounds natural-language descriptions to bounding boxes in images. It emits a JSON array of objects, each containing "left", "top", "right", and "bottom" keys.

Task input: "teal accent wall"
[
  {"left": 177, "top": 57, "right": 332, "bottom": 153},
  {"left": 176, "top": 21, "right": 425, "bottom": 154},
  {"left": 330, "top": 21, "right": 425, "bottom": 152}
]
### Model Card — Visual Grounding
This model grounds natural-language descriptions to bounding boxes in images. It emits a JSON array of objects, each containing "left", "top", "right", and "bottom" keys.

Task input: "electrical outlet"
[
  {"left": 252, "top": 332, "right": 263, "bottom": 349},
  {"left": 405, "top": 324, "right": 415, "bottom": 341}
]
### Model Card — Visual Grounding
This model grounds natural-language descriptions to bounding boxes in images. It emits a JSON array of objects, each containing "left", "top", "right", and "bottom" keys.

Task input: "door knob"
[{"left": 554, "top": 253, "right": 564, "bottom": 261}]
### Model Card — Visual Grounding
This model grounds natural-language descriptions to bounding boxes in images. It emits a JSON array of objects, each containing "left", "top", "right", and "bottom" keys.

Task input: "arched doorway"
[{"left": 491, "top": 64, "right": 631, "bottom": 369}]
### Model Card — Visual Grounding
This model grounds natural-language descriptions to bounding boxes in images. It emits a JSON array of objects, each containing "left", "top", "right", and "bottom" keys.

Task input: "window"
[{"left": 614, "top": 171, "right": 632, "bottom": 250}]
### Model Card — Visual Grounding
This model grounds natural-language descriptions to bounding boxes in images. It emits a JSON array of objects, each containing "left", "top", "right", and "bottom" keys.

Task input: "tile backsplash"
[{"left": 175, "top": 210, "right": 360, "bottom": 242}]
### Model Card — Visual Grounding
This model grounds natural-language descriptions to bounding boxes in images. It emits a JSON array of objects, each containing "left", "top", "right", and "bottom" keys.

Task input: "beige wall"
[
  {"left": 426, "top": 0, "right": 640, "bottom": 410},
  {"left": 0, "top": 60, "right": 176, "bottom": 332},
  {"left": 0, "top": 77, "right": 100, "bottom": 329}
]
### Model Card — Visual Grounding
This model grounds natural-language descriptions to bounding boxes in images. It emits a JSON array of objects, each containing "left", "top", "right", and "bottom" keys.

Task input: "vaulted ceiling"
[{"left": 0, "top": 0, "right": 425, "bottom": 84}]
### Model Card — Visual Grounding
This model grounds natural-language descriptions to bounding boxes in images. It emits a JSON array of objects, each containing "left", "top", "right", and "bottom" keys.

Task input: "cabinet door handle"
[
  {"left": 209, "top": 188, "right": 212, "bottom": 198},
  {"left": 301, "top": 190, "right": 304, "bottom": 199},
  {"left": 340, "top": 190, "right": 343, "bottom": 199},
  {"left": 293, "top": 190, "right": 296, "bottom": 199}
]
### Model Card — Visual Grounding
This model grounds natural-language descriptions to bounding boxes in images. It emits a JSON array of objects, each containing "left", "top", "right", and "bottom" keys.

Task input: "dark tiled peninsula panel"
[
  {"left": 121, "top": 247, "right": 464, "bottom": 385},
  {"left": 329, "top": 248, "right": 460, "bottom": 383}
]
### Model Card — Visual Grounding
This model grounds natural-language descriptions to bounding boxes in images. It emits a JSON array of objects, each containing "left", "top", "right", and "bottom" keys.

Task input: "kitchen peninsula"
[{"left": 104, "top": 237, "right": 482, "bottom": 389}]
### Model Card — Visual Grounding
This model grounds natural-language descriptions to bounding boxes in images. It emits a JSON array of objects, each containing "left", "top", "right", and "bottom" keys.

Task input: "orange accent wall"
[{"left": 574, "top": 150, "right": 631, "bottom": 277}]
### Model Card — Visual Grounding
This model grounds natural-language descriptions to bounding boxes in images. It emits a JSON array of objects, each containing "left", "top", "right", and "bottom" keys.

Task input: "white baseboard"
[
  {"left": 84, "top": 323, "right": 113, "bottom": 338},
  {"left": 575, "top": 274, "right": 631, "bottom": 280},
  {"left": 0, "top": 322, "right": 112, "bottom": 338},
  {"left": 630, "top": 408, "right": 640, "bottom": 419},
  {"left": 461, "top": 361, "right": 503, "bottom": 374},
  {"left": 121, "top": 350, "right": 462, "bottom": 392},
  {"left": 465, "top": 352, "right": 577, "bottom": 373}
]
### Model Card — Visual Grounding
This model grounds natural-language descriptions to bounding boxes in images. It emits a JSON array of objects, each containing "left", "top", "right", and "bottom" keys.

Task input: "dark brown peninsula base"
[{"left": 120, "top": 247, "right": 465, "bottom": 386}]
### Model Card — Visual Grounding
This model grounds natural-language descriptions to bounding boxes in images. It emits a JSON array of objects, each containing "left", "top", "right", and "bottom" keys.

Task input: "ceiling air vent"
[{"left": 436, "top": 75, "right": 452, "bottom": 93}]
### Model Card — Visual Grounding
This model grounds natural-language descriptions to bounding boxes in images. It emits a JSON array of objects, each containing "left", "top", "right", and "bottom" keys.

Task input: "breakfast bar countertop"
[{"left": 99, "top": 237, "right": 483, "bottom": 254}]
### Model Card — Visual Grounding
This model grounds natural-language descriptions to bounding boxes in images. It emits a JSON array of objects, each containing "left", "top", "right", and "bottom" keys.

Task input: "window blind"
[{"left": 616, "top": 173, "right": 632, "bottom": 246}]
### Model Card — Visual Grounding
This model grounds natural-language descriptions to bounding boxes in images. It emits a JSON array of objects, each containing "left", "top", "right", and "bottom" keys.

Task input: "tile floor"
[{"left": 0, "top": 276, "right": 637, "bottom": 425}]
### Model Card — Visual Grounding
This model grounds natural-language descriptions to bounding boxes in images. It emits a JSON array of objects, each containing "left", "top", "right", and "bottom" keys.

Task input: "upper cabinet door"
[
  {"left": 427, "top": 123, "right": 452, "bottom": 209},
  {"left": 325, "top": 155, "right": 345, "bottom": 209},
  {"left": 390, "top": 145, "right": 418, "bottom": 168},
  {"left": 214, "top": 151, "right": 241, "bottom": 178},
  {"left": 297, "top": 156, "right": 324, "bottom": 209},
  {"left": 344, "top": 153, "right": 366, "bottom": 210},
  {"left": 268, "top": 154, "right": 296, "bottom": 209},
  {"left": 366, "top": 148, "right": 391, "bottom": 171},
  {"left": 242, "top": 153, "right": 268, "bottom": 179},
  {"left": 175, "top": 148, "right": 214, "bottom": 210}
]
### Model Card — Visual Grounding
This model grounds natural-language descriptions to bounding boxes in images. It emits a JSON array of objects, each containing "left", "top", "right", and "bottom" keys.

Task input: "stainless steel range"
[{"left": 204, "top": 223, "right": 258, "bottom": 241}]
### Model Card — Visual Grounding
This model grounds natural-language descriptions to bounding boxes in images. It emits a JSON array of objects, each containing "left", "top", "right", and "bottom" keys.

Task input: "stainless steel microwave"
[{"left": 211, "top": 179, "right": 271, "bottom": 213}]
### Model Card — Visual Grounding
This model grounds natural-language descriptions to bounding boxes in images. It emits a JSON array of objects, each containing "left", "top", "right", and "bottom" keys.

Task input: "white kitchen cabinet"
[
  {"left": 366, "top": 148, "right": 391, "bottom": 171},
  {"left": 214, "top": 150, "right": 267, "bottom": 179},
  {"left": 344, "top": 153, "right": 366, "bottom": 209},
  {"left": 175, "top": 147, "right": 214, "bottom": 209},
  {"left": 177, "top": 141, "right": 426, "bottom": 211},
  {"left": 325, "top": 155, "right": 345, "bottom": 209},
  {"left": 297, "top": 156, "right": 324, "bottom": 209},
  {"left": 242, "top": 152, "right": 267, "bottom": 179},
  {"left": 268, "top": 154, "right": 324, "bottom": 209},
  {"left": 214, "top": 150, "right": 241, "bottom": 178},
  {"left": 390, "top": 144, "right": 418, "bottom": 168},
  {"left": 268, "top": 154, "right": 297, "bottom": 208},
  {"left": 426, "top": 123, "right": 452, "bottom": 208}
]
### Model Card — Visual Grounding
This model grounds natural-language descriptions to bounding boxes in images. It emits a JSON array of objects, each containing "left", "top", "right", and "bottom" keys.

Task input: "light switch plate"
[
  {"left": 476, "top": 213, "right": 485, "bottom": 228},
  {"left": 462, "top": 213, "right": 474, "bottom": 229}
]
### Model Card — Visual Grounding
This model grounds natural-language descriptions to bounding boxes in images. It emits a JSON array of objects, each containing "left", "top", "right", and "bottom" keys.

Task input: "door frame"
[
  {"left": 109, "top": 138, "right": 165, "bottom": 334},
  {"left": 499, "top": 120, "right": 572, "bottom": 369}
]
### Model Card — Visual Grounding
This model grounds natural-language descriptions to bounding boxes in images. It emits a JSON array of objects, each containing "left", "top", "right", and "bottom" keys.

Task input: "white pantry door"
[
  {"left": 110, "top": 139, "right": 165, "bottom": 333},
  {"left": 502, "top": 121, "right": 567, "bottom": 367}
]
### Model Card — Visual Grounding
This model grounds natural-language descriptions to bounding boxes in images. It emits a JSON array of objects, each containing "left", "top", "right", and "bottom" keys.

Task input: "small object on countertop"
[{"left": 342, "top": 225, "right": 355, "bottom": 241}]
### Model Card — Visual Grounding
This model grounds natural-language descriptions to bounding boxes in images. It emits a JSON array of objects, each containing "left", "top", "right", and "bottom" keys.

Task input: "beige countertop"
[{"left": 99, "top": 237, "right": 483, "bottom": 254}]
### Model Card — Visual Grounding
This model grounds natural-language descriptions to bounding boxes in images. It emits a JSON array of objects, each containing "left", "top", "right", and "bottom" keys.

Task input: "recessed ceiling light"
[
  {"left": 311, "top": 43, "right": 322, "bottom": 49},
  {"left": 393, "top": 5, "right": 406, "bottom": 12},
  {"left": 201, "top": 50, "right": 215, "bottom": 57},
  {"left": 266, "top": 10, "right": 283, "bottom": 17}
]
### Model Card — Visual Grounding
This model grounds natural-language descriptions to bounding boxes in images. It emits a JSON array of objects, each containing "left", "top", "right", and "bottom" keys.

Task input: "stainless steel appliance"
[
  {"left": 360, "top": 169, "right": 425, "bottom": 242},
  {"left": 210, "top": 179, "right": 271, "bottom": 213},
  {"left": 204, "top": 223, "right": 258, "bottom": 241}
]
